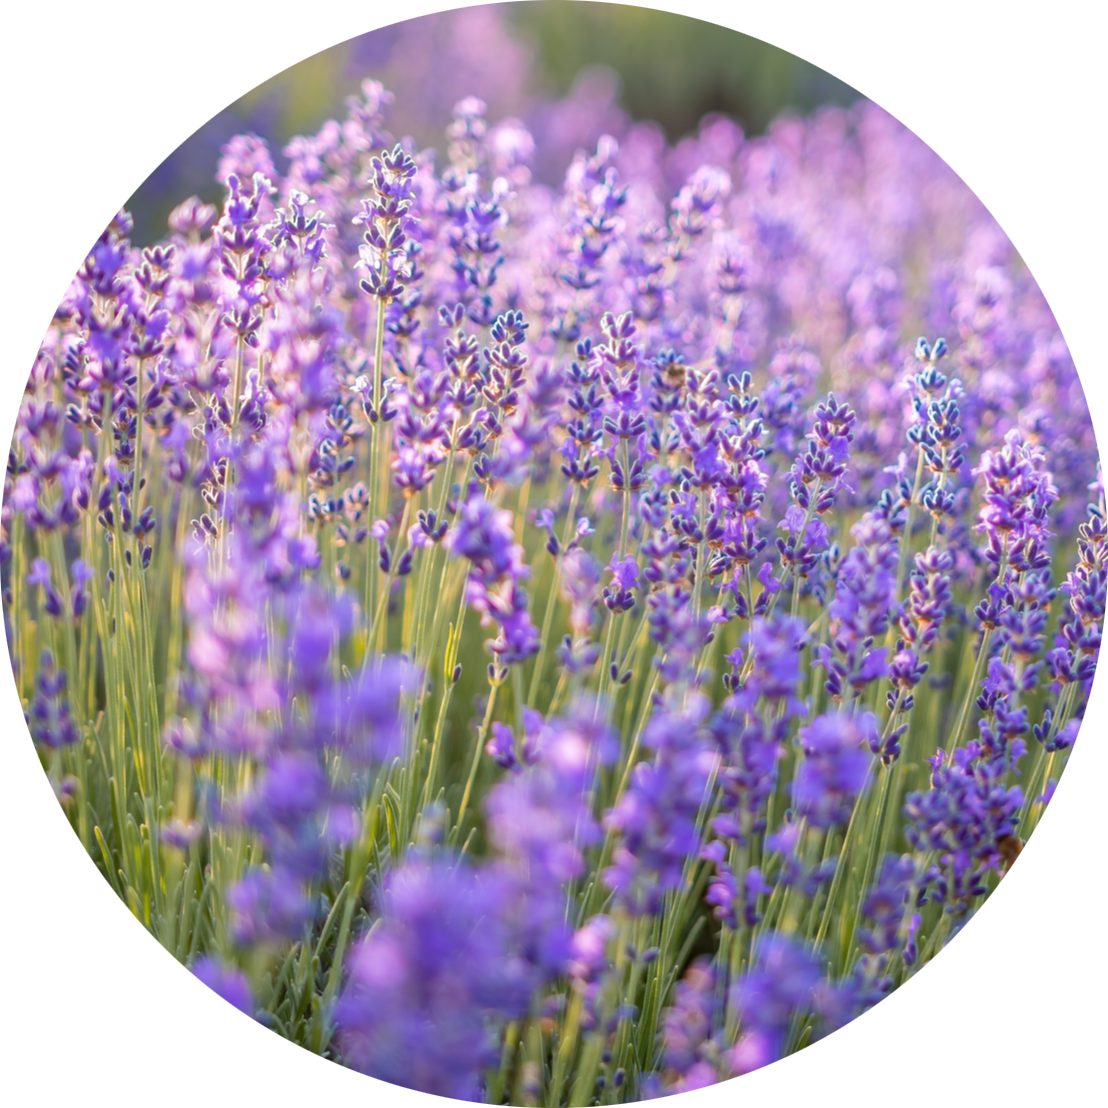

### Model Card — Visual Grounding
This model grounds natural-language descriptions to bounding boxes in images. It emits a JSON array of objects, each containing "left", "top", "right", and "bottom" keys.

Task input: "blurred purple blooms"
[
  {"left": 792, "top": 711, "right": 874, "bottom": 829},
  {"left": 192, "top": 957, "right": 254, "bottom": 1017},
  {"left": 335, "top": 859, "right": 531, "bottom": 1100},
  {"left": 604, "top": 695, "right": 720, "bottom": 914}
]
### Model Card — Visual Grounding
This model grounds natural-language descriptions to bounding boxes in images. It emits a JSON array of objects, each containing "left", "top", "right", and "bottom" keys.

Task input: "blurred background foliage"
[
  {"left": 513, "top": 2, "right": 857, "bottom": 138},
  {"left": 126, "top": 2, "right": 859, "bottom": 244}
]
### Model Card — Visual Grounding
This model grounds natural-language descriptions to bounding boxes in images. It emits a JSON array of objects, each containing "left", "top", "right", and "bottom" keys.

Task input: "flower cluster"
[{"left": 5, "top": 35, "right": 1098, "bottom": 1105}]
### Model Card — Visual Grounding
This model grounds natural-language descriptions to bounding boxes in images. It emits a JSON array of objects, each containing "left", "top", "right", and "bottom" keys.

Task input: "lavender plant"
[{"left": 4, "top": 67, "right": 1099, "bottom": 1106}]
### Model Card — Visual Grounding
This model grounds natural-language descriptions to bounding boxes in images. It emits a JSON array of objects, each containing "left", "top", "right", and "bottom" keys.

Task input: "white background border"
[{"left": 1, "top": 2, "right": 1104, "bottom": 1104}]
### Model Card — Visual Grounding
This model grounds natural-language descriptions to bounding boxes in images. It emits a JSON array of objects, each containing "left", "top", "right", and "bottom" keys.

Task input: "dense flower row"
[{"left": 4, "top": 65, "right": 1099, "bottom": 1106}]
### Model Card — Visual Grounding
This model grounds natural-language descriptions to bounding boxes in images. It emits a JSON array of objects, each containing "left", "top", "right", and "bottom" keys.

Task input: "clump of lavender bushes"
[{"left": 4, "top": 76, "right": 1100, "bottom": 1104}]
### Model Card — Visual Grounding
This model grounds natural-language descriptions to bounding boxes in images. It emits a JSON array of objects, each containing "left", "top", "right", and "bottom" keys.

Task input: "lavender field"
[{"left": 4, "top": 14, "right": 1101, "bottom": 1103}]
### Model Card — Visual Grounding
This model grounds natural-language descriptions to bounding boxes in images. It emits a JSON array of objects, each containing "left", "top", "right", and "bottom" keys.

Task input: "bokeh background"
[{"left": 126, "top": 1, "right": 859, "bottom": 244}]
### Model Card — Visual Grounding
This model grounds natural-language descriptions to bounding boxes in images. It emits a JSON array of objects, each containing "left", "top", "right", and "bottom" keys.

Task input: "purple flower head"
[
  {"left": 704, "top": 858, "right": 738, "bottom": 927},
  {"left": 227, "top": 867, "right": 313, "bottom": 944},
  {"left": 26, "top": 558, "right": 51, "bottom": 587},
  {"left": 729, "top": 614, "right": 808, "bottom": 716},
  {"left": 470, "top": 579, "right": 542, "bottom": 664},
  {"left": 27, "top": 651, "right": 78, "bottom": 748},
  {"left": 811, "top": 966, "right": 889, "bottom": 1034},
  {"left": 1043, "top": 718, "right": 1080, "bottom": 754},
  {"left": 904, "top": 755, "right": 1024, "bottom": 912},
  {"left": 233, "top": 752, "right": 355, "bottom": 879},
  {"left": 603, "top": 696, "right": 720, "bottom": 913},
  {"left": 729, "top": 935, "right": 821, "bottom": 1072},
  {"left": 792, "top": 711, "right": 874, "bottom": 828},
  {"left": 973, "top": 429, "right": 1058, "bottom": 578},
  {"left": 743, "top": 867, "right": 773, "bottom": 928},
  {"left": 567, "top": 915, "right": 615, "bottom": 982},
  {"left": 901, "top": 544, "right": 954, "bottom": 650},
  {"left": 659, "top": 958, "right": 719, "bottom": 1091},
  {"left": 334, "top": 858, "right": 531, "bottom": 1100},
  {"left": 314, "top": 658, "right": 417, "bottom": 764},
  {"left": 672, "top": 165, "right": 731, "bottom": 238},
  {"left": 560, "top": 547, "right": 600, "bottom": 635},
  {"left": 281, "top": 588, "right": 356, "bottom": 697},
  {"left": 447, "top": 489, "right": 527, "bottom": 586},
  {"left": 161, "top": 818, "right": 202, "bottom": 851},
  {"left": 711, "top": 615, "right": 814, "bottom": 823},
  {"left": 487, "top": 721, "right": 517, "bottom": 770},
  {"left": 768, "top": 813, "right": 804, "bottom": 857},
  {"left": 192, "top": 957, "right": 253, "bottom": 1017},
  {"left": 26, "top": 558, "right": 63, "bottom": 618},
  {"left": 71, "top": 558, "right": 95, "bottom": 618},
  {"left": 821, "top": 514, "right": 899, "bottom": 699},
  {"left": 604, "top": 553, "right": 641, "bottom": 613},
  {"left": 646, "top": 587, "right": 709, "bottom": 685},
  {"left": 259, "top": 269, "right": 343, "bottom": 417},
  {"left": 168, "top": 195, "right": 219, "bottom": 237},
  {"left": 486, "top": 702, "right": 615, "bottom": 972},
  {"left": 10, "top": 472, "right": 40, "bottom": 516},
  {"left": 859, "top": 854, "right": 917, "bottom": 955}
]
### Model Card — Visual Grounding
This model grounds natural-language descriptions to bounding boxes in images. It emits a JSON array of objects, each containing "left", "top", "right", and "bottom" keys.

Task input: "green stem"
[
  {"left": 946, "top": 627, "right": 993, "bottom": 763},
  {"left": 453, "top": 678, "right": 501, "bottom": 839},
  {"left": 895, "top": 446, "right": 926, "bottom": 602},
  {"left": 528, "top": 483, "right": 582, "bottom": 706}
]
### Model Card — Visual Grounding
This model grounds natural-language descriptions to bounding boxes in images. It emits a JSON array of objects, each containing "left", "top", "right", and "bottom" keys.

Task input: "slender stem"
[
  {"left": 365, "top": 495, "right": 414, "bottom": 661},
  {"left": 895, "top": 446, "right": 927, "bottom": 602},
  {"left": 365, "top": 281, "right": 390, "bottom": 635},
  {"left": 528, "top": 483, "right": 582, "bottom": 706},
  {"left": 315, "top": 776, "right": 385, "bottom": 1049},
  {"left": 946, "top": 627, "right": 992, "bottom": 763},
  {"left": 617, "top": 438, "right": 631, "bottom": 561},
  {"left": 453, "top": 678, "right": 501, "bottom": 838}
]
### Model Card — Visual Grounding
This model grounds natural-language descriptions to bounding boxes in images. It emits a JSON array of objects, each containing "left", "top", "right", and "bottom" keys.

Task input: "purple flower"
[
  {"left": 567, "top": 915, "right": 614, "bottom": 982},
  {"left": 486, "top": 721, "right": 517, "bottom": 770},
  {"left": 192, "top": 957, "right": 254, "bottom": 1017},
  {"left": 973, "top": 429, "right": 1058, "bottom": 580},
  {"left": 729, "top": 935, "right": 822, "bottom": 1073},
  {"left": 314, "top": 658, "right": 416, "bottom": 764},
  {"left": 160, "top": 818, "right": 202, "bottom": 851},
  {"left": 71, "top": 559, "right": 95, "bottom": 618},
  {"left": 603, "top": 553, "right": 641, "bottom": 613},
  {"left": 658, "top": 958, "right": 719, "bottom": 1091},
  {"left": 823, "top": 513, "right": 898, "bottom": 697},
  {"left": 711, "top": 615, "right": 812, "bottom": 833},
  {"left": 448, "top": 489, "right": 527, "bottom": 586},
  {"left": 792, "top": 711, "right": 874, "bottom": 828},
  {"left": 704, "top": 862, "right": 738, "bottom": 927},
  {"left": 470, "top": 579, "right": 541, "bottom": 664},
  {"left": 901, "top": 545, "right": 954, "bottom": 649},
  {"left": 227, "top": 867, "right": 313, "bottom": 944},
  {"left": 727, "top": 614, "right": 808, "bottom": 716},
  {"left": 26, "top": 558, "right": 63, "bottom": 618},
  {"left": 486, "top": 704, "right": 615, "bottom": 974},
  {"left": 904, "top": 750, "right": 1024, "bottom": 913},
  {"left": 812, "top": 966, "right": 889, "bottom": 1033},
  {"left": 671, "top": 165, "right": 731, "bottom": 239},
  {"left": 334, "top": 858, "right": 531, "bottom": 1100},
  {"left": 560, "top": 547, "right": 600, "bottom": 634},
  {"left": 743, "top": 867, "right": 773, "bottom": 927},
  {"left": 603, "top": 696, "right": 720, "bottom": 914},
  {"left": 858, "top": 854, "right": 917, "bottom": 955},
  {"left": 26, "top": 651, "right": 78, "bottom": 748}
]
